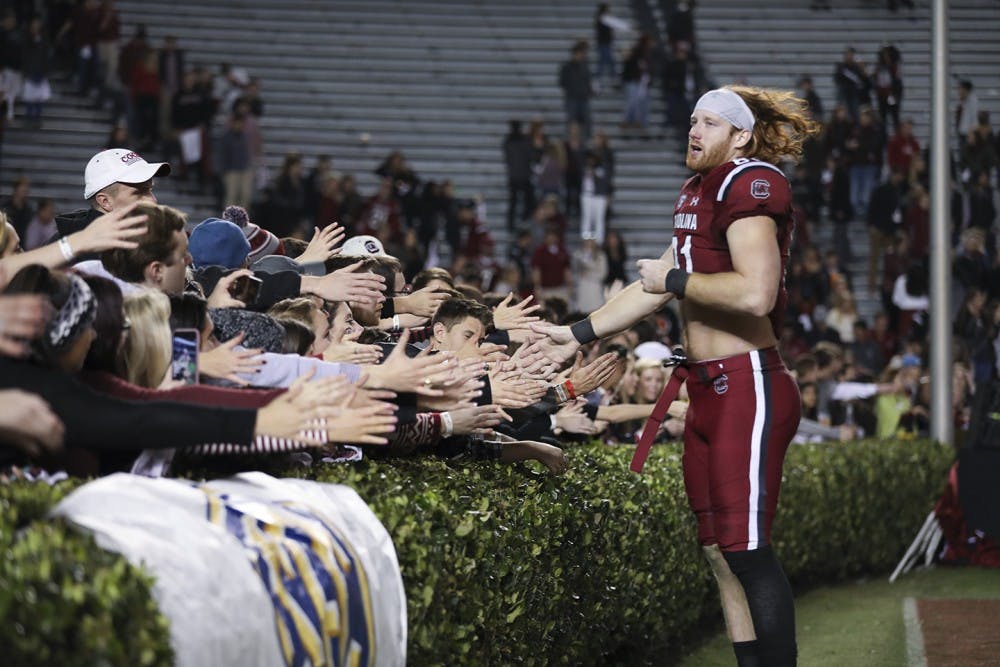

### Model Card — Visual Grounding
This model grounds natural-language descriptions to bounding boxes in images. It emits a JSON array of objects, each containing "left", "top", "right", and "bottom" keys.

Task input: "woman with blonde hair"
[{"left": 121, "top": 289, "right": 173, "bottom": 388}]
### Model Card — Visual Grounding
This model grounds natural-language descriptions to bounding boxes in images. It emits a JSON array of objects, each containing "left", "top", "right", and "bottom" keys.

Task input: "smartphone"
[
  {"left": 228, "top": 274, "right": 263, "bottom": 304},
  {"left": 171, "top": 328, "right": 200, "bottom": 385}
]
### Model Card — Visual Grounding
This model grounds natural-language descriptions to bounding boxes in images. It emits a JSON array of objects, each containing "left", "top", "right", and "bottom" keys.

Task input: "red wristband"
[{"left": 565, "top": 380, "right": 576, "bottom": 400}]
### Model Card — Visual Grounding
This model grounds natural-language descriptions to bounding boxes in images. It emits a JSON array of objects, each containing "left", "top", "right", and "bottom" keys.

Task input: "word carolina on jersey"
[{"left": 673, "top": 212, "right": 699, "bottom": 230}]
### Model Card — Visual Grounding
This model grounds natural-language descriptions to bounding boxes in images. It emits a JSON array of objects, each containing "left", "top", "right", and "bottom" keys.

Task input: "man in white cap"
[
  {"left": 530, "top": 86, "right": 820, "bottom": 666},
  {"left": 55, "top": 148, "right": 171, "bottom": 239}
]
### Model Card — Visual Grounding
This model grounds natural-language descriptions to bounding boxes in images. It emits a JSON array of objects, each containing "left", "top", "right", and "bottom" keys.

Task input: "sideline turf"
[{"left": 679, "top": 566, "right": 1000, "bottom": 666}]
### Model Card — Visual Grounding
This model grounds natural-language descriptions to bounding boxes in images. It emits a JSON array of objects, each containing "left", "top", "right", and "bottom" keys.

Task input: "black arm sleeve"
[{"left": 0, "top": 359, "right": 257, "bottom": 452}]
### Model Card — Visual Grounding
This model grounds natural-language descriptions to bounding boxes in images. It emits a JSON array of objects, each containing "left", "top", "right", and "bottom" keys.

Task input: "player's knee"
[
  {"left": 702, "top": 544, "right": 738, "bottom": 581},
  {"left": 721, "top": 544, "right": 777, "bottom": 577}
]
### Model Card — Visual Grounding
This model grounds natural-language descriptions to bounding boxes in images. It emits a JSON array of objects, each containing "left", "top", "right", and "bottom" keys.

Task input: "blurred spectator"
[
  {"left": 217, "top": 113, "right": 254, "bottom": 208},
  {"left": 593, "top": 3, "right": 629, "bottom": 89},
  {"left": 666, "top": 1, "right": 696, "bottom": 54},
  {"left": 875, "top": 360, "right": 920, "bottom": 438},
  {"left": 533, "top": 140, "right": 565, "bottom": 204},
  {"left": 581, "top": 149, "right": 612, "bottom": 243},
  {"left": 129, "top": 50, "right": 161, "bottom": 151},
  {"left": 0, "top": 10, "right": 22, "bottom": 121},
  {"left": 798, "top": 245, "right": 830, "bottom": 314},
  {"left": 797, "top": 75, "right": 823, "bottom": 120},
  {"left": 823, "top": 249, "right": 851, "bottom": 294},
  {"left": 231, "top": 76, "right": 263, "bottom": 118},
  {"left": 880, "top": 233, "right": 909, "bottom": 318},
  {"left": 572, "top": 238, "right": 607, "bottom": 312},
  {"left": 386, "top": 229, "right": 425, "bottom": 283},
  {"left": 563, "top": 122, "right": 584, "bottom": 219},
  {"left": 529, "top": 195, "right": 567, "bottom": 243},
  {"left": 872, "top": 312, "right": 898, "bottom": 364},
  {"left": 503, "top": 119, "right": 535, "bottom": 230},
  {"left": 2, "top": 176, "right": 31, "bottom": 238},
  {"left": 96, "top": 0, "right": 120, "bottom": 91},
  {"left": 661, "top": 42, "right": 705, "bottom": 139},
  {"left": 954, "top": 286, "right": 988, "bottom": 359},
  {"left": 508, "top": 229, "right": 534, "bottom": 293},
  {"left": 375, "top": 150, "right": 419, "bottom": 229},
  {"left": 848, "top": 108, "right": 884, "bottom": 225},
  {"left": 823, "top": 155, "right": 853, "bottom": 259},
  {"left": 314, "top": 176, "right": 341, "bottom": 231},
  {"left": 170, "top": 70, "right": 210, "bottom": 183},
  {"left": 850, "top": 319, "right": 884, "bottom": 376},
  {"left": 356, "top": 178, "right": 401, "bottom": 243},
  {"left": 825, "top": 288, "right": 859, "bottom": 343},
  {"left": 212, "top": 63, "right": 247, "bottom": 120},
  {"left": 117, "top": 23, "right": 147, "bottom": 89},
  {"left": 966, "top": 171, "right": 996, "bottom": 232},
  {"left": 873, "top": 44, "right": 902, "bottom": 133},
  {"left": 20, "top": 17, "right": 50, "bottom": 127},
  {"left": 157, "top": 35, "right": 184, "bottom": 137},
  {"left": 23, "top": 198, "right": 56, "bottom": 251},
  {"left": 72, "top": 0, "right": 101, "bottom": 98},
  {"left": 824, "top": 104, "right": 854, "bottom": 160},
  {"left": 955, "top": 80, "right": 979, "bottom": 150},
  {"left": 953, "top": 228, "right": 990, "bottom": 295},
  {"left": 866, "top": 169, "right": 904, "bottom": 290},
  {"left": 621, "top": 33, "right": 653, "bottom": 131},
  {"left": 808, "top": 305, "right": 842, "bottom": 346},
  {"left": 531, "top": 226, "right": 571, "bottom": 303},
  {"left": 833, "top": 47, "right": 870, "bottom": 121},
  {"left": 105, "top": 123, "right": 129, "bottom": 148},
  {"left": 559, "top": 40, "right": 592, "bottom": 138},
  {"left": 262, "top": 152, "right": 308, "bottom": 238},
  {"left": 887, "top": 118, "right": 920, "bottom": 175},
  {"left": 960, "top": 114, "right": 997, "bottom": 185},
  {"left": 304, "top": 154, "right": 332, "bottom": 222},
  {"left": 603, "top": 229, "right": 628, "bottom": 286},
  {"left": 415, "top": 180, "right": 448, "bottom": 254},
  {"left": 904, "top": 185, "right": 930, "bottom": 260},
  {"left": 337, "top": 174, "right": 364, "bottom": 232},
  {"left": 892, "top": 261, "right": 930, "bottom": 340}
]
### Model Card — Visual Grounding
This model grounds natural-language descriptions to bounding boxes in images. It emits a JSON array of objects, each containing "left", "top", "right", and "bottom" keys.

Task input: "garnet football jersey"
[{"left": 671, "top": 158, "right": 794, "bottom": 335}]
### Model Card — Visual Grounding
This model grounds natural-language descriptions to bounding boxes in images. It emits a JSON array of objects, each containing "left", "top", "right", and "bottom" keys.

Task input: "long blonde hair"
[
  {"left": 728, "top": 85, "right": 821, "bottom": 165},
  {"left": 121, "top": 289, "right": 172, "bottom": 388}
]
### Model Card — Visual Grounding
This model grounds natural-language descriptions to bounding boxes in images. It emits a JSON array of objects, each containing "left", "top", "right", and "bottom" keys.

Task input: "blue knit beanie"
[{"left": 188, "top": 218, "right": 251, "bottom": 269}]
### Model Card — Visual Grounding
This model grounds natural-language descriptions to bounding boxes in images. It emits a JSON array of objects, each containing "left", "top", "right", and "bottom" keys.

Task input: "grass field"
[{"left": 679, "top": 566, "right": 1000, "bottom": 666}]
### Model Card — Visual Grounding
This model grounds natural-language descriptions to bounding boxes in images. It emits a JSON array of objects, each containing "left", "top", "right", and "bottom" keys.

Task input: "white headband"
[{"left": 694, "top": 88, "right": 755, "bottom": 132}]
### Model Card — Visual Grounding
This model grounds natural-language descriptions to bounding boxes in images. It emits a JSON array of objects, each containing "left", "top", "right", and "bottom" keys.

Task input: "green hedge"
[
  {"left": 0, "top": 479, "right": 173, "bottom": 667},
  {"left": 0, "top": 439, "right": 952, "bottom": 666}
]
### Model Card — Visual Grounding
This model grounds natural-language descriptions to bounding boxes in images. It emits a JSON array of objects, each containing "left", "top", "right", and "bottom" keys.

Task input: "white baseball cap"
[
  {"left": 84, "top": 149, "right": 171, "bottom": 199},
  {"left": 340, "top": 234, "right": 392, "bottom": 258},
  {"left": 634, "top": 341, "right": 674, "bottom": 361}
]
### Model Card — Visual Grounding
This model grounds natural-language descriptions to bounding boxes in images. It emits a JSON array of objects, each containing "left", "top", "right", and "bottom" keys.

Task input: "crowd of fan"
[
  {"left": 0, "top": 140, "right": 709, "bottom": 479},
  {"left": 2, "top": 2, "right": 999, "bottom": 476},
  {"left": 775, "top": 45, "right": 999, "bottom": 444}
]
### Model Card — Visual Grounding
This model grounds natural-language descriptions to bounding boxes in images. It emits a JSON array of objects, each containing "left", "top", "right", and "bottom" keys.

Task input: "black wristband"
[
  {"left": 570, "top": 317, "right": 598, "bottom": 344},
  {"left": 664, "top": 268, "right": 690, "bottom": 299}
]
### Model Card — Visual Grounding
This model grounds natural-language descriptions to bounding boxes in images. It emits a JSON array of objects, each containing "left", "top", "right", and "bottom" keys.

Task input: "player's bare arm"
[
  {"left": 529, "top": 277, "right": 673, "bottom": 366},
  {"left": 639, "top": 215, "right": 781, "bottom": 317}
]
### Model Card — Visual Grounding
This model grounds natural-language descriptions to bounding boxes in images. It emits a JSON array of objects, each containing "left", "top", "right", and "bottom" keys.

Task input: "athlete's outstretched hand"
[{"left": 525, "top": 321, "right": 580, "bottom": 368}]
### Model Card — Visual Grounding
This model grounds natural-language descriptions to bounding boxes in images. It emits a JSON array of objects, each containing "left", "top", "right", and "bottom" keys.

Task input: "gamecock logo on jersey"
[
  {"left": 750, "top": 179, "right": 770, "bottom": 199},
  {"left": 713, "top": 374, "right": 729, "bottom": 395}
]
